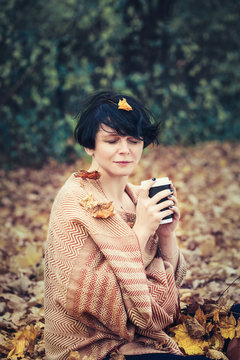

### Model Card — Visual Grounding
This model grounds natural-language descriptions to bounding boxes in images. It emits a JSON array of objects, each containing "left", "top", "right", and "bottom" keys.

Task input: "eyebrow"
[
  {"left": 101, "top": 132, "right": 119, "bottom": 137},
  {"left": 99, "top": 129, "right": 120, "bottom": 137}
]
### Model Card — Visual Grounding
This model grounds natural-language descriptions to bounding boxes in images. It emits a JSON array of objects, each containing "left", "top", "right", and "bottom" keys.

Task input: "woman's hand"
[
  {"left": 133, "top": 179, "right": 175, "bottom": 251},
  {"left": 156, "top": 183, "right": 180, "bottom": 240}
]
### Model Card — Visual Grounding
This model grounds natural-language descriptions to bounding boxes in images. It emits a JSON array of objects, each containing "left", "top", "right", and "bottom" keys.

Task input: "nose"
[{"left": 119, "top": 139, "right": 130, "bottom": 154}]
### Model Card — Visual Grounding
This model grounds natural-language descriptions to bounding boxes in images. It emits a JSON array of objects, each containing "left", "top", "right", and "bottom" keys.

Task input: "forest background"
[
  {"left": 0, "top": 0, "right": 240, "bottom": 359},
  {"left": 1, "top": 0, "right": 240, "bottom": 166}
]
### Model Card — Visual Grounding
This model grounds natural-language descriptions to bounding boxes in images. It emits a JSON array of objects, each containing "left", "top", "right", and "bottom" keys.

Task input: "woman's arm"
[
  {"left": 132, "top": 180, "right": 184, "bottom": 274},
  {"left": 157, "top": 232, "right": 179, "bottom": 271},
  {"left": 156, "top": 183, "right": 181, "bottom": 271},
  {"left": 132, "top": 179, "right": 174, "bottom": 255}
]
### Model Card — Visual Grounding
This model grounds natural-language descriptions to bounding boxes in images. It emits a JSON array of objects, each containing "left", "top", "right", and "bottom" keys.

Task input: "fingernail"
[
  {"left": 170, "top": 189, "right": 174, "bottom": 192},
  {"left": 168, "top": 195, "right": 173, "bottom": 198},
  {"left": 169, "top": 205, "right": 173, "bottom": 208},
  {"left": 152, "top": 177, "right": 156, "bottom": 181}
]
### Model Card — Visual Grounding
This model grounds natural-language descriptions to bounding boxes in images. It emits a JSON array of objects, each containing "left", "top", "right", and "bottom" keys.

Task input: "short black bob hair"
[{"left": 74, "top": 90, "right": 160, "bottom": 149}]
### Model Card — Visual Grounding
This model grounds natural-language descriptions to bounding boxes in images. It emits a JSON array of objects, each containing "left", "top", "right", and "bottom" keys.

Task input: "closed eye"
[
  {"left": 128, "top": 138, "right": 141, "bottom": 144},
  {"left": 104, "top": 137, "right": 142, "bottom": 144},
  {"left": 105, "top": 139, "right": 118, "bottom": 144}
]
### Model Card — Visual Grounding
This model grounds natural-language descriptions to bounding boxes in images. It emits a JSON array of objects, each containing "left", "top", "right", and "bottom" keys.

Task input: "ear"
[{"left": 84, "top": 147, "right": 94, "bottom": 156}]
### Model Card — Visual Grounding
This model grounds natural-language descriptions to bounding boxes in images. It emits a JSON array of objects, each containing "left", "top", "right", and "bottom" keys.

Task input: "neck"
[{"left": 88, "top": 164, "right": 128, "bottom": 203}]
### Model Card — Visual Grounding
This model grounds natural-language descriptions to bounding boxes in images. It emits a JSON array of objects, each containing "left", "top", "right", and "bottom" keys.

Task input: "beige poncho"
[{"left": 44, "top": 174, "right": 187, "bottom": 360}]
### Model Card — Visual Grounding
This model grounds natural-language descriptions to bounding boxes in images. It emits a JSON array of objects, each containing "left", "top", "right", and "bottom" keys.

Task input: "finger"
[
  {"left": 155, "top": 199, "right": 175, "bottom": 211},
  {"left": 168, "top": 194, "right": 178, "bottom": 206},
  {"left": 169, "top": 205, "right": 180, "bottom": 220},
  {"left": 170, "top": 183, "right": 177, "bottom": 197},
  {"left": 149, "top": 188, "right": 173, "bottom": 204},
  {"left": 159, "top": 208, "right": 174, "bottom": 220},
  {"left": 140, "top": 178, "right": 157, "bottom": 198}
]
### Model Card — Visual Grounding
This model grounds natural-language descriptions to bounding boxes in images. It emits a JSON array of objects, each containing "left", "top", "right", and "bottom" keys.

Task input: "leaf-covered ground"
[{"left": 0, "top": 142, "right": 240, "bottom": 359}]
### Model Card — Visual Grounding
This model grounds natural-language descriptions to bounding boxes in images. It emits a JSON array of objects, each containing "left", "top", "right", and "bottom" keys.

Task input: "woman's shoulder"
[
  {"left": 49, "top": 173, "right": 92, "bottom": 223},
  {"left": 59, "top": 172, "right": 85, "bottom": 193},
  {"left": 52, "top": 173, "right": 87, "bottom": 206}
]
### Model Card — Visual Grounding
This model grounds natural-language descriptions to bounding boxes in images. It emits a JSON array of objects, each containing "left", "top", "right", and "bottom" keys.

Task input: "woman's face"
[{"left": 87, "top": 124, "right": 144, "bottom": 178}]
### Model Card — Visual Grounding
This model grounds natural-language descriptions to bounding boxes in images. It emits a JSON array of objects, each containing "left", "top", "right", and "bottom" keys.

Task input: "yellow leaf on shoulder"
[
  {"left": 91, "top": 201, "right": 115, "bottom": 218},
  {"left": 80, "top": 193, "right": 115, "bottom": 219}
]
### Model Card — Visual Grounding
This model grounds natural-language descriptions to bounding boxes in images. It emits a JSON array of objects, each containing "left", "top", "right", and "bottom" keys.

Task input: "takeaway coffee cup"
[{"left": 141, "top": 177, "right": 173, "bottom": 224}]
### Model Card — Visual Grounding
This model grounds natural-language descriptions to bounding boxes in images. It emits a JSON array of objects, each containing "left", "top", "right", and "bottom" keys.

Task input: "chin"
[{"left": 109, "top": 169, "right": 133, "bottom": 177}]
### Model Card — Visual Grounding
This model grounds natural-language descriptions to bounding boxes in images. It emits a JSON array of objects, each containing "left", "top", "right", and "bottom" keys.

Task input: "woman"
[{"left": 44, "top": 91, "right": 239, "bottom": 360}]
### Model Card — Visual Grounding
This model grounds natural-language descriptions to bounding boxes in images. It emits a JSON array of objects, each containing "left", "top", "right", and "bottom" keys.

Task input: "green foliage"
[{"left": 1, "top": 0, "right": 240, "bottom": 167}]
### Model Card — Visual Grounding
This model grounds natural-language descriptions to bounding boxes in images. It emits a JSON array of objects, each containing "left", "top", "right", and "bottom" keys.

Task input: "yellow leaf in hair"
[{"left": 118, "top": 98, "right": 133, "bottom": 111}]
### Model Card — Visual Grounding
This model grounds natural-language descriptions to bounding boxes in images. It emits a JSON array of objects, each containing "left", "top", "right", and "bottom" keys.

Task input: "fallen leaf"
[
  {"left": 206, "top": 321, "right": 214, "bottom": 333},
  {"left": 67, "top": 351, "right": 80, "bottom": 360},
  {"left": 236, "top": 318, "right": 240, "bottom": 338},
  {"left": 211, "top": 333, "right": 225, "bottom": 351},
  {"left": 218, "top": 313, "right": 236, "bottom": 339},
  {"left": 185, "top": 316, "right": 206, "bottom": 338},
  {"left": 199, "top": 234, "right": 215, "bottom": 257},
  {"left": 0, "top": 333, "right": 12, "bottom": 353},
  {"left": 7, "top": 323, "right": 40, "bottom": 358},
  {"left": 10, "top": 243, "right": 43, "bottom": 270},
  {"left": 0, "top": 318, "right": 18, "bottom": 331},
  {"left": 206, "top": 349, "right": 229, "bottom": 360},
  {"left": 195, "top": 306, "right": 207, "bottom": 327},
  {"left": 171, "top": 322, "right": 210, "bottom": 355},
  {"left": 213, "top": 308, "right": 220, "bottom": 323},
  {"left": 0, "top": 294, "right": 27, "bottom": 312},
  {"left": 109, "top": 350, "right": 126, "bottom": 360}
]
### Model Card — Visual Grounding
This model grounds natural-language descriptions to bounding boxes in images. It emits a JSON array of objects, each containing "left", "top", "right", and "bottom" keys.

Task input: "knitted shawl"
[{"left": 44, "top": 174, "right": 187, "bottom": 360}]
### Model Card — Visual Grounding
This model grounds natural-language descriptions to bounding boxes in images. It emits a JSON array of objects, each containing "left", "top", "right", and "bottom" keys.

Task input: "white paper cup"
[{"left": 141, "top": 177, "right": 173, "bottom": 224}]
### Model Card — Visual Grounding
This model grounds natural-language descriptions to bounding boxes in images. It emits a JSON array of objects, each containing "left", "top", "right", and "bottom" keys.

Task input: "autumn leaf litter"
[{"left": 0, "top": 142, "right": 239, "bottom": 359}]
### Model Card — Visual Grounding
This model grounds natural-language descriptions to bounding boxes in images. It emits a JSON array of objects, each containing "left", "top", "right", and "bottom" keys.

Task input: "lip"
[{"left": 114, "top": 161, "right": 133, "bottom": 165}]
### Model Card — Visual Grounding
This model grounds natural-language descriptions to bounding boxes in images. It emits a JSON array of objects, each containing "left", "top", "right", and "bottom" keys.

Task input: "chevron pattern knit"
[{"left": 44, "top": 174, "right": 187, "bottom": 360}]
